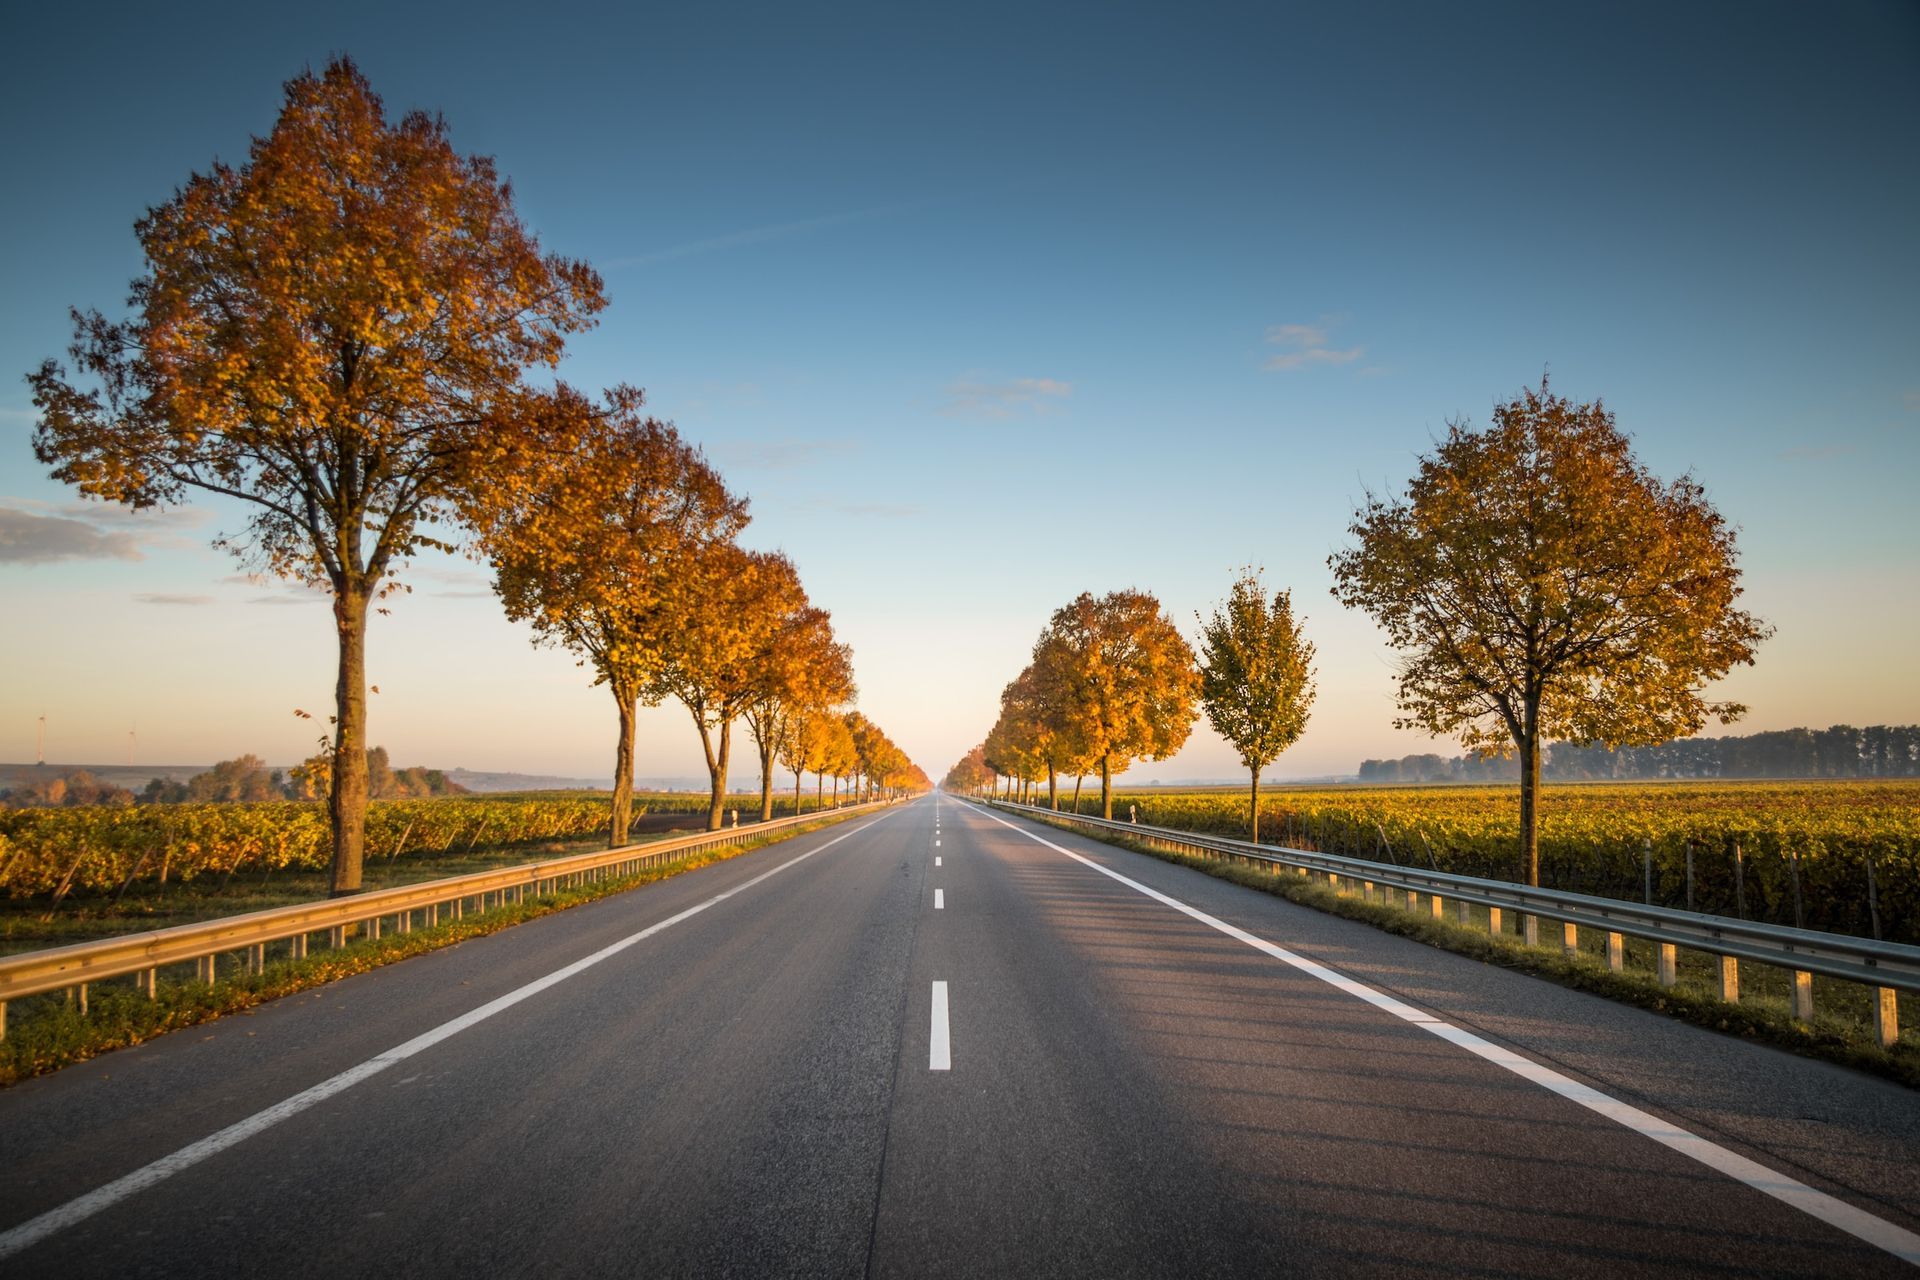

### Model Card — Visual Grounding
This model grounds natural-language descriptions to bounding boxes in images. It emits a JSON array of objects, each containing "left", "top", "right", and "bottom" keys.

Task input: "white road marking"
[
  {"left": 0, "top": 813, "right": 897, "bottom": 1262},
  {"left": 935, "top": 889, "right": 945, "bottom": 909},
  {"left": 971, "top": 804, "right": 1920, "bottom": 1267},
  {"left": 930, "top": 981, "right": 951, "bottom": 1070},
  {"left": 935, "top": 839, "right": 941, "bottom": 847},
  {"left": 935, "top": 856, "right": 942, "bottom": 867}
]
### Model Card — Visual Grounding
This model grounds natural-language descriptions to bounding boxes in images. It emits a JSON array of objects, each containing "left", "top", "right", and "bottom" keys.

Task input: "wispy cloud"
[
  {"left": 224, "top": 572, "right": 330, "bottom": 605},
  {"left": 941, "top": 376, "right": 1073, "bottom": 418},
  {"left": 606, "top": 201, "right": 923, "bottom": 269},
  {"left": 1264, "top": 320, "right": 1363, "bottom": 371},
  {"left": 1778, "top": 443, "right": 1860, "bottom": 462},
  {"left": 135, "top": 592, "right": 215, "bottom": 606},
  {"left": 0, "top": 505, "right": 142, "bottom": 564}
]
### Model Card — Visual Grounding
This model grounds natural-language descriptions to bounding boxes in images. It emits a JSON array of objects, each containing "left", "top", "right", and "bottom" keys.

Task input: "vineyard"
[
  {"left": 0, "top": 791, "right": 837, "bottom": 902},
  {"left": 1084, "top": 780, "right": 1920, "bottom": 945}
]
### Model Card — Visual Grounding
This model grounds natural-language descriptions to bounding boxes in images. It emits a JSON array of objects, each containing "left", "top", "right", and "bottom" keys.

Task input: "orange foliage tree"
[
  {"left": 26, "top": 59, "right": 604, "bottom": 893},
  {"left": 1034, "top": 590, "right": 1200, "bottom": 819},
  {"left": 482, "top": 386, "right": 745, "bottom": 846}
]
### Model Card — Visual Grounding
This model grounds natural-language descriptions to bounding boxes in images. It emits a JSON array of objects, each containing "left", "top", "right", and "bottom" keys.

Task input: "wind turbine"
[{"left": 36, "top": 713, "right": 46, "bottom": 766}]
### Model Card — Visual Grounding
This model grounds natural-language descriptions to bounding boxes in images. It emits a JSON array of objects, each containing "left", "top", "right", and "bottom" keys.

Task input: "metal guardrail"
[
  {"left": 983, "top": 799, "right": 1912, "bottom": 1045},
  {"left": 0, "top": 799, "right": 893, "bottom": 1038}
]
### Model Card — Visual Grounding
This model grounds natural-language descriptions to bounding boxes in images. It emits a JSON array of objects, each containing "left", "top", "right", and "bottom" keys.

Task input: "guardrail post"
[
  {"left": 76, "top": 983, "right": 88, "bottom": 1015},
  {"left": 1875, "top": 989, "right": 1898, "bottom": 1047},
  {"left": 1607, "top": 932, "right": 1624, "bottom": 972},
  {"left": 196, "top": 954, "right": 217, "bottom": 985},
  {"left": 427, "top": 904, "right": 438, "bottom": 928},
  {"left": 371, "top": 916, "right": 383, "bottom": 941},
  {"left": 329, "top": 926, "right": 345, "bottom": 950},
  {"left": 1562, "top": 923, "right": 1579, "bottom": 958},
  {"left": 1719, "top": 956, "right": 1739, "bottom": 1003},
  {"left": 1429, "top": 895, "right": 1444, "bottom": 921},
  {"left": 0, "top": 1000, "right": 7, "bottom": 1040},
  {"left": 1360, "top": 880, "right": 1373, "bottom": 904},
  {"left": 290, "top": 934, "right": 307, "bottom": 961},
  {"left": 1456, "top": 900, "right": 1471, "bottom": 926},
  {"left": 1487, "top": 906, "right": 1502, "bottom": 935},
  {"left": 247, "top": 944, "right": 264, "bottom": 975},
  {"left": 1656, "top": 943, "right": 1677, "bottom": 987},
  {"left": 140, "top": 967, "right": 157, "bottom": 998},
  {"left": 1793, "top": 971, "right": 1814, "bottom": 1022},
  {"left": 1523, "top": 916, "right": 1539, "bottom": 947}
]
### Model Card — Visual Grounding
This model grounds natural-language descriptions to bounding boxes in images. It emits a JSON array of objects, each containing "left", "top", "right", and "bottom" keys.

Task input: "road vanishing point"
[{"left": 3, "top": 796, "right": 1917, "bottom": 1276}]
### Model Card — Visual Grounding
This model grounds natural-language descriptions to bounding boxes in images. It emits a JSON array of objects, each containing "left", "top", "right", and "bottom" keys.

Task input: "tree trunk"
[
  {"left": 794, "top": 765, "right": 804, "bottom": 819},
  {"left": 1100, "top": 755, "right": 1112, "bottom": 820},
  {"left": 1048, "top": 766, "right": 1058, "bottom": 810},
  {"left": 609, "top": 685, "right": 637, "bottom": 848},
  {"left": 707, "top": 719, "right": 732, "bottom": 831},
  {"left": 758, "top": 734, "right": 776, "bottom": 823},
  {"left": 1072, "top": 775, "right": 1083, "bottom": 815},
  {"left": 1249, "top": 767, "right": 1260, "bottom": 844},
  {"left": 832, "top": 775, "right": 839, "bottom": 807},
  {"left": 327, "top": 589, "right": 370, "bottom": 895},
  {"left": 1519, "top": 723, "right": 1542, "bottom": 886}
]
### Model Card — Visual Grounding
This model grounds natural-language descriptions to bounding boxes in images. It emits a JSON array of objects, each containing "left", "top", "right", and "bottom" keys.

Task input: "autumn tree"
[
  {"left": 744, "top": 603, "right": 855, "bottom": 821},
  {"left": 1329, "top": 379, "right": 1771, "bottom": 886},
  {"left": 821, "top": 715, "right": 858, "bottom": 807},
  {"left": 484, "top": 386, "right": 745, "bottom": 846},
  {"left": 1197, "top": 571, "right": 1317, "bottom": 843},
  {"left": 650, "top": 545, "right": 807, "bottom": 830},
  {"left": 26, "top": 59, "right": 605, "bottom": 893},
  {"left": 1037, "top": 590, "right": 1200, "bottom": 819}
]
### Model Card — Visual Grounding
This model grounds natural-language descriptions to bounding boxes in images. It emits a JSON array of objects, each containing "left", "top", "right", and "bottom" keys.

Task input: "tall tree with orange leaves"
[
  {"left": 26, "top": 59, "right": 605, "bottom": 893},
  {"left": 483, "top": 386, "right": 745, "bottom": 847}
]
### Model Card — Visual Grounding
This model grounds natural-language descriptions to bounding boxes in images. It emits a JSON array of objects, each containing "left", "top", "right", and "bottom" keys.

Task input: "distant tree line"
[
  {"left": 0, "top": 748, "right": 467, "bottom": 809},
  {"left": 1358, "top": 725, "right": 1920, "bottom": 783}
]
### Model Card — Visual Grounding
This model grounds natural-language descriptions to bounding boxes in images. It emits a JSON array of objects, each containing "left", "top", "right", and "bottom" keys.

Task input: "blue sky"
[{"left": 2, "top": 1, "right": 1916, "bottom": 784}]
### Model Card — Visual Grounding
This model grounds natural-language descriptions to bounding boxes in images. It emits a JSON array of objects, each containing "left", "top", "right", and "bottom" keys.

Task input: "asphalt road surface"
[{"left": 2, "top": 795, "right": 1916, "bottom": 1277}]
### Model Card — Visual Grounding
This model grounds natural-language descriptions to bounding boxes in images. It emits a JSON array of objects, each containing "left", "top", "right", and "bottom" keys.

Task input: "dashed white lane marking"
[
  {"left": 971, "top": 804, "right": 1920, "bottom": 1267},
  {"left": 0, "top": 813, "right": 898, "bottom": 1263},
  {"left": 935, "top": 856, "right": 942, "bottom": 867},
  {"left": 935, "top": 889, "right": 945, "bottom": 910},
  {"left": 930, "top": 981, "right": 952, "bottom": 1070}
]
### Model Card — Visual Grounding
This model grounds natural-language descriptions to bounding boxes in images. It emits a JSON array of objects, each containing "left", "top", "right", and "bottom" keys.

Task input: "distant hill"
[{"left": 0, "top": 762, "right": 212, "bottom": 793}]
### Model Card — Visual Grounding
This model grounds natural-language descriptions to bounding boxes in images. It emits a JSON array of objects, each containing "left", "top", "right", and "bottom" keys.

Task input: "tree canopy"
[
  {"left": 1329, "top": 378, "right": 1770, "bottom": 884},
  {"left": 27, "top": 57, "right": 605, "bottom": 892},
  {"left": 483, "top": 384, "right": 744, "bottom": 845},
  {"left": 1197, "top": 571, "right": 1316, "bottom": 842}
]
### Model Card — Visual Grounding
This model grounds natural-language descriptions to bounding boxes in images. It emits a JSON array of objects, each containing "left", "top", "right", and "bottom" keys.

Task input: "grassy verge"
[
  {"left": 0, "top": 811, "right": 867, "bottom": 1086},
  {"left": 1027, "top": 813, "right": 1920, "bottom": 1090}
]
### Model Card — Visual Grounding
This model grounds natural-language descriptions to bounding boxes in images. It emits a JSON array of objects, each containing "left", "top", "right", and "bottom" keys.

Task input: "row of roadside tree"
[
  {"left": 26, "top": 58, "right": 923, "bottom": 895},
  {"left": 946, "top": 379, "right": 1769, "bottom": 888}
]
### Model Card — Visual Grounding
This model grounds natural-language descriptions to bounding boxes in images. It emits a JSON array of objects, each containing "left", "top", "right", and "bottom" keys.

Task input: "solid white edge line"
[
  {"left": 930, "top": 980, "right": 952, "bottom": 1071},
  {"left": 970, "top": 803, "right": 1920, "bottom": 1267},
  {"left": 0, "top": 811, "right": 897, "bottom": 1262}
]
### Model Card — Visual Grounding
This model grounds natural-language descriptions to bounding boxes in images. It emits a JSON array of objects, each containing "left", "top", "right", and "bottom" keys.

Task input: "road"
[{"left": 1, "top": 795, "right": 1916, "bottom": 1276}]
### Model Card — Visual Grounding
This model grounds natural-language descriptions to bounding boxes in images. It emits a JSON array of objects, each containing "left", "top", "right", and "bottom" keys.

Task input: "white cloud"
[
  {"left": 941, "top": 376, "right": 1073, "bottom": 417},
  {"left": 0, "top": 505, "right": 142, "bottom": 563},
  {"left": 1263, "top": 319, "right": 1364, "bottom": 371},
  {"left": 135, "top": 593, "right": 215, "bottom": 606}
]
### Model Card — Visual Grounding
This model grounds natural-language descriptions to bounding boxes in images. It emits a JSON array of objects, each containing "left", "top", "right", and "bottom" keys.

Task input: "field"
[
  {"left": 1070, "top": 780, "right": 1920, "bottom": 944},
  {"left": 0, "top": 789, "right": 841, "bottom": 905}
]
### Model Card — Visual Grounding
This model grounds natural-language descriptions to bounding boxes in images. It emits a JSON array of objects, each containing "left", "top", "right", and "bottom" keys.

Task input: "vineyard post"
[
  {"left": 1734, "top": 842, "right": 1745, "bottom": 918},
  {"left": 1642, "top": 839, "right": 1652, "bottom": 905},
  {"left": 1685, "top": 840, "right": 1695, "bottom": 912},
  {"left": 1789, "top": 850, "right": 1805, "bottom": 929},
  {"left": 1868, "top": 858, "right": 1882, "bottom": 940}
]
